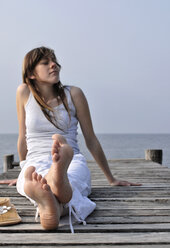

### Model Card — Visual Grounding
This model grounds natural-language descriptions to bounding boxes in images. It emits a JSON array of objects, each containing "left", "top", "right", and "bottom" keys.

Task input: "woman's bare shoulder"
[
  {"left": 16, "top": 84, "right": 30, "bottom": 104},
  {"left": 70, "top": 86, "right": 84, "bottom": 98},
  {"left": 17, "top": 83, "right": 29, "bottom": 94},
  {"left": 69, "top": 86, "right": 90, "bottom": 116}
]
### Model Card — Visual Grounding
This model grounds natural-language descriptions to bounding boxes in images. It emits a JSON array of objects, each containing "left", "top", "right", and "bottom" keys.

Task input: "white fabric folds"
[{"left": 67, "top": 187, "right": 96, "bottom": 233}]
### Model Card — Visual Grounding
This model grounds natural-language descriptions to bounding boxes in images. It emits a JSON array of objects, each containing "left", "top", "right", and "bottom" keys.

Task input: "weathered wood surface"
[{"left": 0, "top": 158, "right": 170, "bottom": 247}]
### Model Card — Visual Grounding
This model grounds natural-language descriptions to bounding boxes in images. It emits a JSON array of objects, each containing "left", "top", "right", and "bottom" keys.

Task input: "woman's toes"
[
  {"left": 52, "top": 134, "right": 60, "bottom": 140},
  {"left": 37, "top": 174, "right": 42, "bottom": 182},
  {"left": 51, "top": 141, "right": 60, "bottom": 155},
  {"left": 52, "top": 147, "right": 58, "bottom": 155},
  {"left": 41, "top": 177, "right": 47, "bottom": 185},
  {"left": 52, "top": 153, "right": 60, "bottom": 162},
  {"left": 32, "top": 171, "right": 38, "bottom": 181},
  {"left": 42, "top": 183, "right": 51, "bottom": 191}
]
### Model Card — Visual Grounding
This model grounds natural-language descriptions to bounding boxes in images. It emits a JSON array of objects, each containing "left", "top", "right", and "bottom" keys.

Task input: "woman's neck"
[{"left": 36, "top": 83, "right": 57, "bottom": 102}]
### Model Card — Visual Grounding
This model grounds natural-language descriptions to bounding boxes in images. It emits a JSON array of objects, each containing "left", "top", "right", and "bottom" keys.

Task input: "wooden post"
[
  {"left": 3, "top": 154, "right": 14, "bottom": 172},
  {"left": 145, "top": 149, "right": 163, "bottom": 164}
]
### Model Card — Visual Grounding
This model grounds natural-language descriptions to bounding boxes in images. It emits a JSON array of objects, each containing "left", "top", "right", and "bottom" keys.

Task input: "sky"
[{"left": 0, "top": 0, "right": 170, "bottom": 134}]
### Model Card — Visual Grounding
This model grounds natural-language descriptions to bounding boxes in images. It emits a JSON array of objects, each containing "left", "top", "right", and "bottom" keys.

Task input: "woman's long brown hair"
[{"left": 22, "top": 46, "right": 70, "bottom": 130}]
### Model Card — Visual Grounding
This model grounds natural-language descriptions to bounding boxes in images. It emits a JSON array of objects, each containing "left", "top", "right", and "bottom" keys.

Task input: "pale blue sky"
[{"left": 0, "top": 0, "right": 170, "bottom": 133}]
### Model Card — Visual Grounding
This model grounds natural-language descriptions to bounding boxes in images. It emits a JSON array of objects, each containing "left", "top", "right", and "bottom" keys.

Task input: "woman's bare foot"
[
  {"left": 24, "top": 166, "right": 62, "bottom": 230},
  {"left": 45, "top": 134, "right": 73, "bottom": 204}
]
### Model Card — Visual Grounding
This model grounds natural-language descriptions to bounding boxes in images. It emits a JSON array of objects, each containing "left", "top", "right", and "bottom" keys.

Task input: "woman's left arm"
[{"left": 71, "top": 86, "right": 141, "bottom": 186}]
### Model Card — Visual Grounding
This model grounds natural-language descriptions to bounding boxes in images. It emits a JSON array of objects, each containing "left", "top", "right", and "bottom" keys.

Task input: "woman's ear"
[{"left": 29, "top": 74, "right": 36, "bottom": 80}]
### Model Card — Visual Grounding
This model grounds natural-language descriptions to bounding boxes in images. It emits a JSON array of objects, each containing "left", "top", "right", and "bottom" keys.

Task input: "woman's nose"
[{"left": 51, "top": 61, "right": 57, "bottom": 68}]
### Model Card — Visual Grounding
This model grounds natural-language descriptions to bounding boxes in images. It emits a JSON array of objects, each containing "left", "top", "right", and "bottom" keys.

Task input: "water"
[
  {"left": 0, "top": 133, "right": 170, "bottom": 173},
  {"left": 78, "top": 133, "right": 170, "bottom": 167}
]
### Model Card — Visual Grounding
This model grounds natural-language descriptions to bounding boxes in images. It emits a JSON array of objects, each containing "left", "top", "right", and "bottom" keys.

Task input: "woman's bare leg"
[
  {"left": 45, "top": 134, "right": 73, "bottom": 204},
  {"left": 24, "top": 166, "right": 62, "bottom": 230}
]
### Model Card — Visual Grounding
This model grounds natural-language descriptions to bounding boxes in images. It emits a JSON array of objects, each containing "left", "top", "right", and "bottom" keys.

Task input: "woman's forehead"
[{"left": 41, "top": 53, "right": 56, "bottom": 60}]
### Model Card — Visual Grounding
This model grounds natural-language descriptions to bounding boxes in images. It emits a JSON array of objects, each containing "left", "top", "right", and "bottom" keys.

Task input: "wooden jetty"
[{"left": 1, "top": 153, "right": 170, "bottom": 247}]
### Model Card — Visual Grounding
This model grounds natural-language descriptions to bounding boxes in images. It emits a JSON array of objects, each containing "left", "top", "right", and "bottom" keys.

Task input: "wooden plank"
[
  {"left": 1, "top": 215, "right": 169, "bottom": 224},
  {"left": 15, "top": 209, "right": 170, "bottom": 217},
  {"left": 0, "top": 246, "right": 170, "bottom": 248},
  {"left": 13, "top": 200, "right": 170, "bottom": 210},
  {"left": 90, "top": 209, "right": 170, "bottom": 217},
  {"left": 2, "top": 223, "right": 170, "bottom": 232},
  {"left": 91, "top": 181, "right": 170, "bottom": 186},
  {"left": 91, "top": 177, "right": 170, "bottom": 182},
  {"left": 4, "top": 194, "right": 170, "bottom": 205},
  {"left": 1, "top": 232, "right": 170, "bottom": 245},
  {"left": 0, "top": 245, "right": 170, "bottom": 248},
  {"left": 95, "top": 204, "right": 170, "bottom": 210},
  {"left": 2, "top": 186, "right": 170, "bottom": 193},
  {"left": 2, "top": 185, "right": 170, "bottom": 192},
  {"left": 3, "top": 168, "right": 170, "bottom": 179}
]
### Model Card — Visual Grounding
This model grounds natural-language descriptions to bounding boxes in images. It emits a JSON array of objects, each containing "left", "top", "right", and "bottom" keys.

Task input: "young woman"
[{"left": 3, "top": 47, "right": 141, "bottom": 232}]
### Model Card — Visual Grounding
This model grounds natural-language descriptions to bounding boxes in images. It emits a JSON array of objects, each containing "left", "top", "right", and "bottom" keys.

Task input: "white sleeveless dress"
[{"left": 16, "top": 86, "right": 96, "bottom": 232}]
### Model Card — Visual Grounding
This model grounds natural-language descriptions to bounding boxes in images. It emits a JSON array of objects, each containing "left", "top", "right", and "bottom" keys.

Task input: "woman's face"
[{"left": 31, "top": 57, "right": 60, "bottom": 85}]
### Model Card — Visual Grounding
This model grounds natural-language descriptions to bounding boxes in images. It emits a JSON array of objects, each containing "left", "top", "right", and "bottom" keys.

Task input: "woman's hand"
[
  {"left": 0, "top": 179, "right": 17, "bottom": 186},
  {"left": 110, "top": 179, "right": 142, "bottom": 186}
]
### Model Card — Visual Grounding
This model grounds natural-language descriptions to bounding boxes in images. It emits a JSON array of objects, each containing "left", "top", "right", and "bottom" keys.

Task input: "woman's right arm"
[
  {"left": 0, "top": 84, "right": 29, "bottom": 186},
  {"left": 16, "top": 84, "right": 29, "bottom": 161}
]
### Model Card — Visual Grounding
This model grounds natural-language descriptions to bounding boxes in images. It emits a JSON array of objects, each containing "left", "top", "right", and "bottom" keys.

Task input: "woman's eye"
[{"left": 41, "top": 61, "right": 48, "bottom": 65}]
